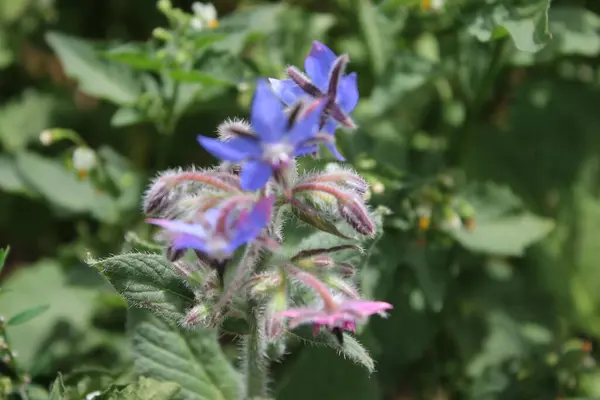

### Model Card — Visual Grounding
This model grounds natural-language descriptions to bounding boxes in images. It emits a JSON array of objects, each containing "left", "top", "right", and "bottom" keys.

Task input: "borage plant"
[{"left": 90, "top": 41, "right": 391, "bottom": 399}]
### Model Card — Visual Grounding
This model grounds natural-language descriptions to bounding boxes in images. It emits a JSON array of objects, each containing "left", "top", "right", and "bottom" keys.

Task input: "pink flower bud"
[{"left": 338, "top": 197, "right": 375, "bottom": 236}]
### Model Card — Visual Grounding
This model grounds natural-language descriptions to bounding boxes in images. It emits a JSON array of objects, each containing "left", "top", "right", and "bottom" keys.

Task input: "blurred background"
[{"left": 2, "top": 0, "right": 600, "bottom": 398}]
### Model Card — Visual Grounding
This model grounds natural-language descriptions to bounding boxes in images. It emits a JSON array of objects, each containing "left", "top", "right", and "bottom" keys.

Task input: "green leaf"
[
  {"left": 356, "top": 0, "right": 387, "bottom": 76},
  {"left": 15, "top": 151, "right": 117, "bottom": 219},
  {"left": 540, "top": 6, "right": 600, "bottom": 57},
  {"left": 168, "top": 70, "right": 236, "bottom": 86},
  {"left": 7, "top": 304, "right": 50, "bottom": 326},
  {"left": 452, "top": 213, "right": 554, "bottom": 256},
  {"left": 0, "top": 246, "right": 9, "bottom": 275},
  {"left": 0, "top": 90, "right": 55, "bottom": 153},
  {"left": 468, "top": 0, "right": 552, "bottom": 53},
  {"left": 49, "top": 374, "right": 66, "bottom": 400},
  {"left": 127, "top": 308, "right": 242, "bottom": 400},
  {"left": 276, "top": 339, "right": 380, "bottom": 399},
  {"left": 46, "top": 31, "right": 140, "bottom": 105},
  {"left": 104, "top": 377, "right": 181, "bottom": 400},
  {"left": 103, "top": 44, "right": 163, "bottom": 70},
  {"left": 111, "top": 107, "right": 148, "bottom": 127},
  {"left": 0, "top": 155, "right": 31, "bottom": 194},
  {"left": 89, "top": 253, "right": 194, "bottom": 325},
  {"left": 3, "top": 260, "right": 105, "bottom": 370},
  {"left": 404, "top": 243, "right": 449, "bottom": 312}
]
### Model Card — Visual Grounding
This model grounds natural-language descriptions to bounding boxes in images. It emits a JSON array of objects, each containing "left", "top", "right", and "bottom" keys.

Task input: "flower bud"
[
  {"left": 338, "top": 197, "right": 375, "bottom": 236},
  {"left": 217, "top": 118, "right": 255, "bottom": 141},
  {"left": 39, "top": 130, "right": 54, "bottom": 146},
  {"left": 263, "top": 291, "right": 288, "bottom": 342},
  {"left": 182, "top": 304, "right": 210, "bottom": 328},
  {"left": 152, "top": 27, "right": 172, "bottom": 41},
  {"left": 338, "top": 262, "right": 356, "bottom": 278},
  {"left": 142, "top": 177, "right": 179, "bottom": 217},
  {"left": 72, "top": 147, "right": 97, "bottom": 179},
  {"left": 249, "top": 272, "right": 282, "bottom": 297}
]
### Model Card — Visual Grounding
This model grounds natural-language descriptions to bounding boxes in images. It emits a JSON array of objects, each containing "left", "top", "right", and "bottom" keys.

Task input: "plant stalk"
[{"left": 244, "top": 310, "right": 268, "bottom": 399}]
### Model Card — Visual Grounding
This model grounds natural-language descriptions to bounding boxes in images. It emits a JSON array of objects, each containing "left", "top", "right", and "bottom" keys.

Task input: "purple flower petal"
[
  {"left": 268, "top": 78, "right": 305, "bottom": 106},
  {"left": 324, "top": 141, "right": 346, "bottom": 162},
  {"left": 147, "top": 218, "right": 208, "bottom": 239},
  {"left": 171, "top": 233, "right": 210, "bottom": 253},
  {"left": 294, "top": 144, "right": 319, "bottom": 157},
  {"left": 240, "top": 160, "right": 274, "bottom": 191},
  {"left": 229, "top": 196, "right": 274, "bottom": 249},
  {"left": 304, "top": 41, "right": 337, "bottom": 92},
  {"left": 287, "top": 99, "right": 326, "bottom": 146},
  {"left": 338, "top": 72, "right": 359, "bottom": 113},
  {"left": 251, "top": 79, "right": 286, "bottom": 143},
  {"left": 197, "top": 136, "right": 261, "bottom": 162}
]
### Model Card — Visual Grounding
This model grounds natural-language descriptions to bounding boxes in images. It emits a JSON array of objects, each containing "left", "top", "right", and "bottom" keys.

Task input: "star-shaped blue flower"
[
  {"left": 197, "top": 79, "right": 325, "bottom": 191},
  {"left": 147, "top": 196, "right": 274, "bottom": 259},
  {"left": 268, "top": 41, "right": 359, "bottom": 161}
]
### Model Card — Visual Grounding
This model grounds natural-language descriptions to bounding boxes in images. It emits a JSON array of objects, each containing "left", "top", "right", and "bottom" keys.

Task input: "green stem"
[
  {"left": 0, "top": 320, "right": 29, "bottom": 399},
  {"left": 156, "top": 80, "right": 180, "bottom": 170},
  {"left": 244, "top": 311, "right": 268, "bottom": 398}
]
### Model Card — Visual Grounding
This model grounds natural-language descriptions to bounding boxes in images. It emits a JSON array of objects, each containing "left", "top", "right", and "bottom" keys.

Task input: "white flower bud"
[{"left": 72, "top": 147, "right": 97, "bottom": 174}]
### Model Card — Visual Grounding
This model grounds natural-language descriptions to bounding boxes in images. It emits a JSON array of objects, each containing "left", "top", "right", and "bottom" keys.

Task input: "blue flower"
[
  {"left": 197, "top": 79, "right": 325, "bottom": 191},
  {"left": 268, "top": 41, "right": 359, "bottom": 161},
  {"left": 147, "top": 196, "right": 274, "bottom": 259}
]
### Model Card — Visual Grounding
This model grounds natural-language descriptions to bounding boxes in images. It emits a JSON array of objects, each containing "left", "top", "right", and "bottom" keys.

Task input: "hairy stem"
[{"left": 243, "top": 309, "right": 268, "bottom": 398}]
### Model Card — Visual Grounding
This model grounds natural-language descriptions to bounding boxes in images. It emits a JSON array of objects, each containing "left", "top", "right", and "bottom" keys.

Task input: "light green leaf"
[
  {"left": 103, "top": 44, "right": 163, "bottom": 70},
  {"left": 7, "top": 304, "right": 50, "bottom": 326},
  {"left": 0, "top": 90, "right": 55, "bottom": 152},
  {"left": 46, "top": 31, "right": 141, "bottom": 105},
  {"left": 356, "top": 0, "right": 387, "bottom": 76},
  {"left": 104, "top": 377, "right": 181, "bottom": 400},
  {"left": 111, "top": 107, "right": 148, "bottom": 127},
  {"left": 3, "top": 260, "right": 105, "bottom": 370},
  {"left": 168, "top": 70, "right": 236, "bottom": 86},
  {"left": 468, "top": 0, "right": 552, "bottom": 53},
  {"left": 89, "top": 253, "right": 193, "bottom": 325},
  {"left": 49, "top": 374, "right": 66, "bottom": 400},
  {"left": 128, "top": 308, "right": 242, "bottom": 400},
  {"left": 544, "top": 7, "right": 600, "bottom": 57},
  {"left": 15, "top": 151, "right": 116, "bottom": 218},
  {"left": 451, "top": 213, "right": 554, "bottom": 256},
  {"left": 0, "top": 156, "right": 31, "bottom": 194}
]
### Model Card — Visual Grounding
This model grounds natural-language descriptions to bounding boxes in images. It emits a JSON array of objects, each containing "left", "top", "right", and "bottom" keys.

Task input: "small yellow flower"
[{"left": 418, "top": 216, "right": 431, "bottom": 232}]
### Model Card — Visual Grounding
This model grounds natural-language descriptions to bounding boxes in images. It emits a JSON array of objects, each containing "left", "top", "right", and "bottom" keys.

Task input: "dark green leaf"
[
  {"left": 0, "top": 246, "right": 9, "bottom": 275},
  {"left": 89, "top": 253, "right": 194, "bottom": 325}
]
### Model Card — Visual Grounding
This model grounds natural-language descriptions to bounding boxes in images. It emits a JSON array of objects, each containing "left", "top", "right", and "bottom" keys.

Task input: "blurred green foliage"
[{"left": 2, "top": 0, "right": 600, "bottom": 398}]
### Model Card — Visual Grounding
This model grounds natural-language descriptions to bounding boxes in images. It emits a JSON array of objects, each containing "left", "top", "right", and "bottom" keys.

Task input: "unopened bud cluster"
[
  {"left": 405, "top": 173, "right": 476, "bottom": 244},
  {"left": 141, "top": 41, "right": 392, "bottom": 368}
]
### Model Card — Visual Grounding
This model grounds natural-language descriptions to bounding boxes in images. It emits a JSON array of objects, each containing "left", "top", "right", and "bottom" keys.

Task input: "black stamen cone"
[{"left": 332, "top": 327, "right": 344, "bottom": 346}]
